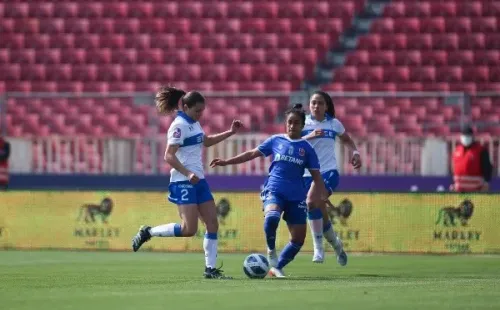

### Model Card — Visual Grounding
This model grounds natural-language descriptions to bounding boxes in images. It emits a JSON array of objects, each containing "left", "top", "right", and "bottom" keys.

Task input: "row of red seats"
[
  {"left": 1, "top": 1, "right": 365, "bottom": 19},
  {"left": 372, "top": 17, "right": 498, "bottom": 33},
  {"left": 334, "top": 66, "right": 500, "bottom": 83},
  {"left": 357, "top": 33, "right": 500, "bottom": 50},
  {"left": 0, "top": 33, "right": 336, "bottom": 50},
  {"left": 385, "top": 1, "right": 500, "bottom": 17},
  {"left": 1, "top": 18, "right": 347, "bottom": 34},
  {"left": 0, "top": 81, "right": 297, "bottom": 92},
  {"left": 0, "top": 48, "right": 320, "bottom": 65},
  {"left": 345, "top": 50, "right": 500, "bottom": 66},
  {"left": 0, "top": 63, "right": 311, "bottom": 82},
  {"left": 323, "top": 82, "right": 500, "bottom": 92}
]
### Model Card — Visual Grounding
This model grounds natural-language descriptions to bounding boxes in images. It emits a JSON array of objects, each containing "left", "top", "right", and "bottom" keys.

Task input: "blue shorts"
[
  {"left": 303, "top": 169, "right": 340, "bottom": 195},
  {"left": 260, "top": 190, "right": 307, "bottom": 225},
  {"left": 168, "top": 179, "right": 214, "bottom": 205}
]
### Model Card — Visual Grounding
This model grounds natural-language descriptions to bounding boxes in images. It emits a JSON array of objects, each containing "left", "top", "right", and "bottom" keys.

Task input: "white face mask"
[{"left": 460, "top": 135, "right": 473, "bottom": 147}]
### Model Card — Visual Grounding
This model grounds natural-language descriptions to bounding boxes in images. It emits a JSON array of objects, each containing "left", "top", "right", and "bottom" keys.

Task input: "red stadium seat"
[
  {"left": 266, "top": 18, "right": 292, "bottom": 34},
  {"left": 46, "top": 64, "right": 72, "bottom": 81},
  {"left": 10, "top": 49, "right": 35, "bottom": 64},
  {"left": 436, "top": 66, "right": 463, "bottom": 82},
  {"left": 54, "top": 3, "right": 78, "bottom": 18},
  {"left": 86, "top": 49, "right": 112, "bottom": 64},
  {"left": 410, "top": 66, "right": 436, "bottom": 82},
  {"left": 447, "top": 51, "right": 474, "bottom": 66},
  {"left": 474, "top": 51, "right": 500, "bottom": 66},
  {"left": 421, "top": 51, "right": 447, "bottom": 66},
  {"left": 266, "top": 49, "right": 291, "bottom": 65},
  {"left": 29, "top": 2, "right": 54, "bottom": 18},
  {"left": 384, "top": 66, "right": 410, "bottom": 82},
  {"left": 334, "top": 66, "right": 358, "bottom": 82},
  {"left": 190, "top": 19, "right": 215, "bottom": 34},
  {"left": 36, "top": 49, "right": 61, "bottom": 64},
  {"left": 4, "top": 3, "right": 29, "bottom": 18}
]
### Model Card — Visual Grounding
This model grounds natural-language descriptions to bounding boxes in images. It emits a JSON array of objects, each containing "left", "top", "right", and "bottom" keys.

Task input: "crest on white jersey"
[{"left": 173, "top": 127, "right": 181, "bottom": 138}]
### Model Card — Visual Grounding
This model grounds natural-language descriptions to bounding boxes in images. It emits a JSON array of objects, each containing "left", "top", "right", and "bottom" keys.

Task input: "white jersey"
[
  {"left": 302, "top": 114, "right": 345, "bottom": 176},
  {"left": 167, "top": 111, "right": 205, "bottom": 182}
]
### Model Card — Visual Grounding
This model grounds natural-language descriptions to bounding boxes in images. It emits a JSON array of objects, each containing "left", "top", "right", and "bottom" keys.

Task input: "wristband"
[{"left": 353, "top": 151, "right": 360, "bottom": 156}]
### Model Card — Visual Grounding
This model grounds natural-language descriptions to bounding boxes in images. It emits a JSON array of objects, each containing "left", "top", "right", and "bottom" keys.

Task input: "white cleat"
[
  {"left": 268, "top": 267, "right": 286, "bottom": 278},
  {"left": 267, "top": 249, "right": 278, "bottom": 268},
  {"left": 312, "top": 249, "right": 325, "bottom": 263}
]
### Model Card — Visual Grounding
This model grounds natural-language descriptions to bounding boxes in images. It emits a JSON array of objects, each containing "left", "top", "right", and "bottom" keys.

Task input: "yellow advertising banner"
[{"left": 0, "top": 191, "right": 499, "bottom": 254}]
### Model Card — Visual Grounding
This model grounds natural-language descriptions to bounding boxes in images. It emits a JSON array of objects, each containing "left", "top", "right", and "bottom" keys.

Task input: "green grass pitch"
[{"left": 1, "top": 251, "right": 499, "bottom": 310}]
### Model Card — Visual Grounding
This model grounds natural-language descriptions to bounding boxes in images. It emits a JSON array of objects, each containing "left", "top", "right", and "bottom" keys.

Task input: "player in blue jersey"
[
  {"left": 131, "top": 86, "right": 243, "bottom": 279},
  {"left": 302, "top": 91, "right": 362, "bottom": 265},
  {"left": 210, "top": 104, "right": 327, "bottom": 278}
]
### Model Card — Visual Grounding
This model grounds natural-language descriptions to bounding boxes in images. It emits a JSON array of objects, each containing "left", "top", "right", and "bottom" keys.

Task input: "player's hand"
[
  {"left": 210, "top": 158, "right": 227, "bottom": 168},
  {"left": 230, "top": 120, "right": 244, "bottom": 134},
  {"left": 481, "top": 182, "right": 489, "bottom": 192},
  {"left": 188, "top": 172, "right": 200, "bottom": 185},
  {"left": 303, "top": 129, "right": 324, "bottom": 140},
  {"left": 449, "top": 184, "right": 455, "bottom": 192},
  {"left": 351, "top": 153, "right": 362, "bottom": 170}
]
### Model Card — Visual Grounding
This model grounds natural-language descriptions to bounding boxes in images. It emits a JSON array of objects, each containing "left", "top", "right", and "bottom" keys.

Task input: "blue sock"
[
  {"left": 307, "top": 208, "right": 323, "bottom": 220},
  {"left": 264, "top": 210, "right": 281, "bottom": 250},
  {"left": 277, "top": 241, "right": 303, "bottom": 269}
]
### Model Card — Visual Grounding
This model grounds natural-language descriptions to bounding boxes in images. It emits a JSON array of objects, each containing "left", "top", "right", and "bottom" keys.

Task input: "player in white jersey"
[
  {"left": 132, "top": 86, "right": 243, "bottom": 279},
  {"left": 302, "top": 91, "right": 362, "bottom": 265}
]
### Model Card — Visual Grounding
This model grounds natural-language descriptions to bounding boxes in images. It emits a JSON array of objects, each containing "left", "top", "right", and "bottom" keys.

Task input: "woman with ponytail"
[{"left": 132, "top": 86, "right": 243, "bottom": 279}]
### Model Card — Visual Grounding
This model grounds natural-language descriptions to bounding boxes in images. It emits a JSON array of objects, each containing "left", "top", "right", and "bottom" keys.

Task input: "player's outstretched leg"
[
  {"left": 307, "top": 207, "right": 325, "bottom": 263},
  {"left": 132, "top": 225, "right": 152, "bottom": 252},
  {"left": 263, "top": 209, "right": 281, "bottom": 267}
]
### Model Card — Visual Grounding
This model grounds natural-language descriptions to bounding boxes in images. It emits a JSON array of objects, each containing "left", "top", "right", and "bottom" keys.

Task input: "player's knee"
[
  {"left": 290, "top": 235, "right": 306, "bottom": 245},
  {"left": 181, "top": 222, "right": 198, "bottom": 237}
]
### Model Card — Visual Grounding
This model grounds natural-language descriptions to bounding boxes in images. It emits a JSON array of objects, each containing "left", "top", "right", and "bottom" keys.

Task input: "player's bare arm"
[{"left": 204, "top": 120, "right": 243, "bottom": 147}]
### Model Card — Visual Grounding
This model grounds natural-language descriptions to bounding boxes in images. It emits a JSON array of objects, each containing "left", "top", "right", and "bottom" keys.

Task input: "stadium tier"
[{"left": 1, "top": 0, "right": 499, "bottom": 138}]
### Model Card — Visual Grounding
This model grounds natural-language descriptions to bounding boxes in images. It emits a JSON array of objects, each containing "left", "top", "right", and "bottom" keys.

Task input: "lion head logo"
[
  {"left": 435, "top": 199, "right": 474, "bottom": 227},
  {"left": 77, "top": 197, "right": 114, "bottom": 224},
  {"left": 216, "top": 198, "right": 231, "bottom": 225},
  {"left": 326, "top": 198, "right": 353, "bottom": 226}
]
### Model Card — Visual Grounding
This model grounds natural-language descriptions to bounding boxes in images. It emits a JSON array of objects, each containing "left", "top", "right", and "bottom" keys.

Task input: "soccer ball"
[{"left": 243, "top": 253, "right": 270, "bottom": 279}]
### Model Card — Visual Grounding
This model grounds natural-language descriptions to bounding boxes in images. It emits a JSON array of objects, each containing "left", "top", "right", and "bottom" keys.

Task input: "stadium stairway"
[{"left": 305, "top": 0, "right": 390, "bottom": 87}]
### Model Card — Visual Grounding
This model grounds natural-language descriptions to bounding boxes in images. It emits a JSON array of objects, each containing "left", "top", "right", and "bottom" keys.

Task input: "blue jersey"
[{"left": 258, "top": 134, "right": 320, "bottom": 201}]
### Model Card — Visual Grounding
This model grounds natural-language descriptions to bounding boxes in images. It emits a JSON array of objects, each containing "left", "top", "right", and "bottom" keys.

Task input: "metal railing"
[{"left": 9, "top": 134, "right": 500, "bottom": 176}]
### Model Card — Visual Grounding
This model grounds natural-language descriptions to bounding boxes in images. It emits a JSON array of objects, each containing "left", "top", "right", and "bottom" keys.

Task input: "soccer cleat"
[
  {"left": 312, "top": 249, "right": 325, "bottom": 263},
  {"left": 268, "top": 267, "right": 286, "bottom": 278},
  {"left": 132, "top": 225, "right": 151, "bottom": 252},
  {"left": 267, "top": 249, "right": 278, "bottom": 268},
  {"left": 333, "top": 237, "right": 347, "bottom": 266},
  {"left": 204, "top": 264, "right": 233, "bottom": 279},
  {"left": 337, "top": 250, "right": 348, "bottom": 266}
]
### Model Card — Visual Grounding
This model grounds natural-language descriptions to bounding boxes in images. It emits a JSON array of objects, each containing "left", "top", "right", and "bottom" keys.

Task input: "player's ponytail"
[
  {"left": 285, "top": 103, "right": 306, "bottom": 125},
  {"left": 313, "top": 90, "right": 335, "bottom": 118},
  {"left": 155, "top": 86, "right": 186, "bottom": 114}
]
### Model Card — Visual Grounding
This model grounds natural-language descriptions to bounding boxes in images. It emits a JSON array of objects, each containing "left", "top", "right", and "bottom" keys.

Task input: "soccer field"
[{"left": 1, "top": 251, "right": 499, "bottom": 310}]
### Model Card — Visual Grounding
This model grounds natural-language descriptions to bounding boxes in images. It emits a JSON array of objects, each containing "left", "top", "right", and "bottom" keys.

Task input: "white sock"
[
  {"left": 323, "top": 222, "right": 343, "bottom": 254},
  {"left": 150, "top": 223, "right": 182, "bottom": 237},
  {"left": 308, "top": 219, "right": 324, "bottom": 253},
  {"left": 203, "top": 232, "right": 218, "bottom": 268}
]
